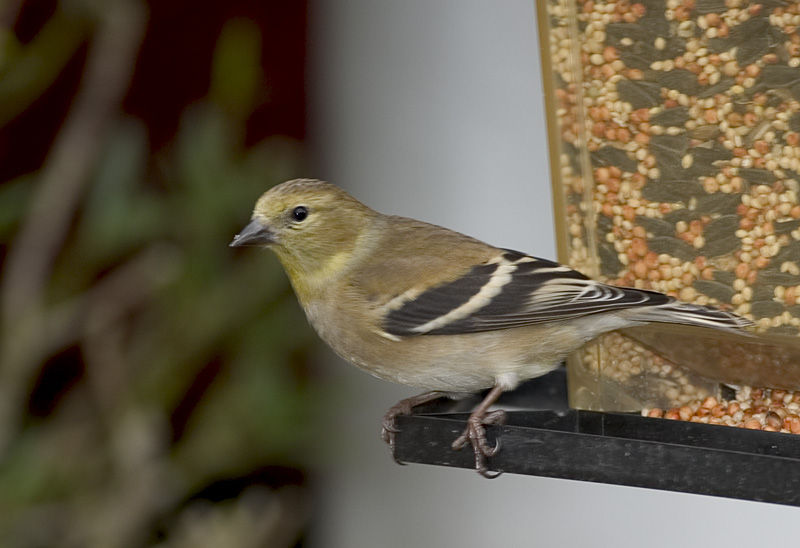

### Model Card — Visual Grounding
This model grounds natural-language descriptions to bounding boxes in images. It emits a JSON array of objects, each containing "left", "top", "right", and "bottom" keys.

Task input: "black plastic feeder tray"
[{"left": 391, "top": 369, "right": 800, "bottom": 507}]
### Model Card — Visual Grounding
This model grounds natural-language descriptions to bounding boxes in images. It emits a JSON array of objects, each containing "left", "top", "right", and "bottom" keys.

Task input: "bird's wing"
[{"left": 381, "top": 249, "right": 671, "bottom": 336}]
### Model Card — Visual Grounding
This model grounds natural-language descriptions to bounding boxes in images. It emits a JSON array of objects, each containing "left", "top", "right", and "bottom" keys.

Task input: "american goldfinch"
[{"left": 231, "top": 179, "right": 752, "bottom": 477}]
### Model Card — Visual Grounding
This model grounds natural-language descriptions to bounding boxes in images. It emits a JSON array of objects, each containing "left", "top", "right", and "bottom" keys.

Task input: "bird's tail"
[{"left": 624, "top": 300, "right": 753, "bottom": 334}]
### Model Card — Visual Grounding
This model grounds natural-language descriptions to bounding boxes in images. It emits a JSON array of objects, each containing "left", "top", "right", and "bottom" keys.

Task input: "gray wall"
[{"left": 309, "top": 1, "right": 798, "bottom": 546}]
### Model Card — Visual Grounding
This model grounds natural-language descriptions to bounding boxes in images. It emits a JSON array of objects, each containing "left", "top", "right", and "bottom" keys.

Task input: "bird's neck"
[
  {"left": 277, "top": 216, "right": 386, "bottom": 304},
  {"left": 278, "top": 249, "right": 351, "bottom": 303}
]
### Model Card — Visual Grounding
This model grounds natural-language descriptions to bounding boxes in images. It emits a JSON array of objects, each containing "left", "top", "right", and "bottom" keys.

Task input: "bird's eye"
[{"left": 291, "top": 206, "right": 309, "bottom": 222}]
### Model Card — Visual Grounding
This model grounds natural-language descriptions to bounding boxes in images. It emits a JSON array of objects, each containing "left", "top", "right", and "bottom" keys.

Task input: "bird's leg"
[
  {"left": 451, "top": 384, "right": 507, "bottom": 478},
  {"left": 381, "top": 390, "right": 448, "bottom": 457}
]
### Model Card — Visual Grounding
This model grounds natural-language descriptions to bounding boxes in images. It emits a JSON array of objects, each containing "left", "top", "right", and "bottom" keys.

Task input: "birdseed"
[
  {"left": 573, "top": 331, "right": 715, "bottom": 410},
  {"left": 643, "top": 387, "right": 800, "bottom": 434},
  {"left": 541, "top": 0, "right": 800, "bottom": 410}
]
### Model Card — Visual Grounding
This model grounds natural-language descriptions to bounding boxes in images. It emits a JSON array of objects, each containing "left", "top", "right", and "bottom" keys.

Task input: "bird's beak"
[{"left": 230, "top": 219, "right": 276, "bottom": 247}]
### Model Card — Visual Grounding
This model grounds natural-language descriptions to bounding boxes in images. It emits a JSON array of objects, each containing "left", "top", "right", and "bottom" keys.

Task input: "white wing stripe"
[
  {"left": 526, "top": 266, "right": 574, "bottom": 273},
  {"left": 411, "top": 258, "right": 518, "bottom": 334},
  {"left": 384, "top": 286, "right": 424, "bottom": 311}
]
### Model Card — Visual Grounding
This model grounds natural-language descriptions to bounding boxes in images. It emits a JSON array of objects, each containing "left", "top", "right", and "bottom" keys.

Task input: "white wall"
[{"left": 308, "top": 1, "right": 798, "bottom": 546}]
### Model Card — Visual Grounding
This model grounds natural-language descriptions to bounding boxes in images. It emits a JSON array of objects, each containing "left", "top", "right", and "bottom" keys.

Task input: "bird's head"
[{"left": 231, "top": 179, "right": 377, "bottom": 287}]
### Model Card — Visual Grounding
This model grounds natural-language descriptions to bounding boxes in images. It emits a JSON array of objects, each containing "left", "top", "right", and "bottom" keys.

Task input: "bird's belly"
[{"left": 304, "top": 301, "right": 578, "bottom": 392}]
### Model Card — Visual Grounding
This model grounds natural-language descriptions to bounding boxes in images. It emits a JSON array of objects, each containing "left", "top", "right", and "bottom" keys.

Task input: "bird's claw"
[
  {"left": 452, "top": 409, "right": 506, "bottom": 478},
  {"left": 381, "top": 397, "right": 433, "bottom": 465},
  {"left": 381, "top": 391, "right": 446, "bottom": 459},
  {"left": 380, "top": 400, "right": 413, "bottom": 448}
]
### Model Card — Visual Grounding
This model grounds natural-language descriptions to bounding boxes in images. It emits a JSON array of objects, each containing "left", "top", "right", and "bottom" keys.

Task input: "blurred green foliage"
[
  {"left": 211, "top": 17, "right": 265, "bottom": 119},
  {"left": 0, "top": 5, "right": 91, "bottom": 126},
  {"left": 0, "top": 3, "right": 316, "bottom": 546}
]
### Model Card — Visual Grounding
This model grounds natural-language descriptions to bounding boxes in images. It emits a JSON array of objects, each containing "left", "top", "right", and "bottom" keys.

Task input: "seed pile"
[
  {"left": 544, "top": 0, "right": 800, "bottom": 408},
  {"left": 644, "top": 387, "right": 800, "bottom": 434}
]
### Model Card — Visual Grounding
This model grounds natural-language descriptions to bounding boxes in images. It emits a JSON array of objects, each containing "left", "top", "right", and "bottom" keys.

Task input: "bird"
[{"left": 230, "top": 179, "right": 753, "bottom": 477}]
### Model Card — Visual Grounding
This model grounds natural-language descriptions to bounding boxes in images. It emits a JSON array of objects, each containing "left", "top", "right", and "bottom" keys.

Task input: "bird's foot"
[
  {"left": 381, "top": 391, "right": 446, "bottom": 461},
  {"left": 380, "top": 402, "right": 411, "bottom": 451},
  {"left": 451, "top": 408, "right": 507, "bottom": 478}
]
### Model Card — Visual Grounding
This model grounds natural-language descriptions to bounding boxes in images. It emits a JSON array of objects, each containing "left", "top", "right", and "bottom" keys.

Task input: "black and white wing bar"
[{"left": 380, "top": 250, "right": 721, "bottom": 337}]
